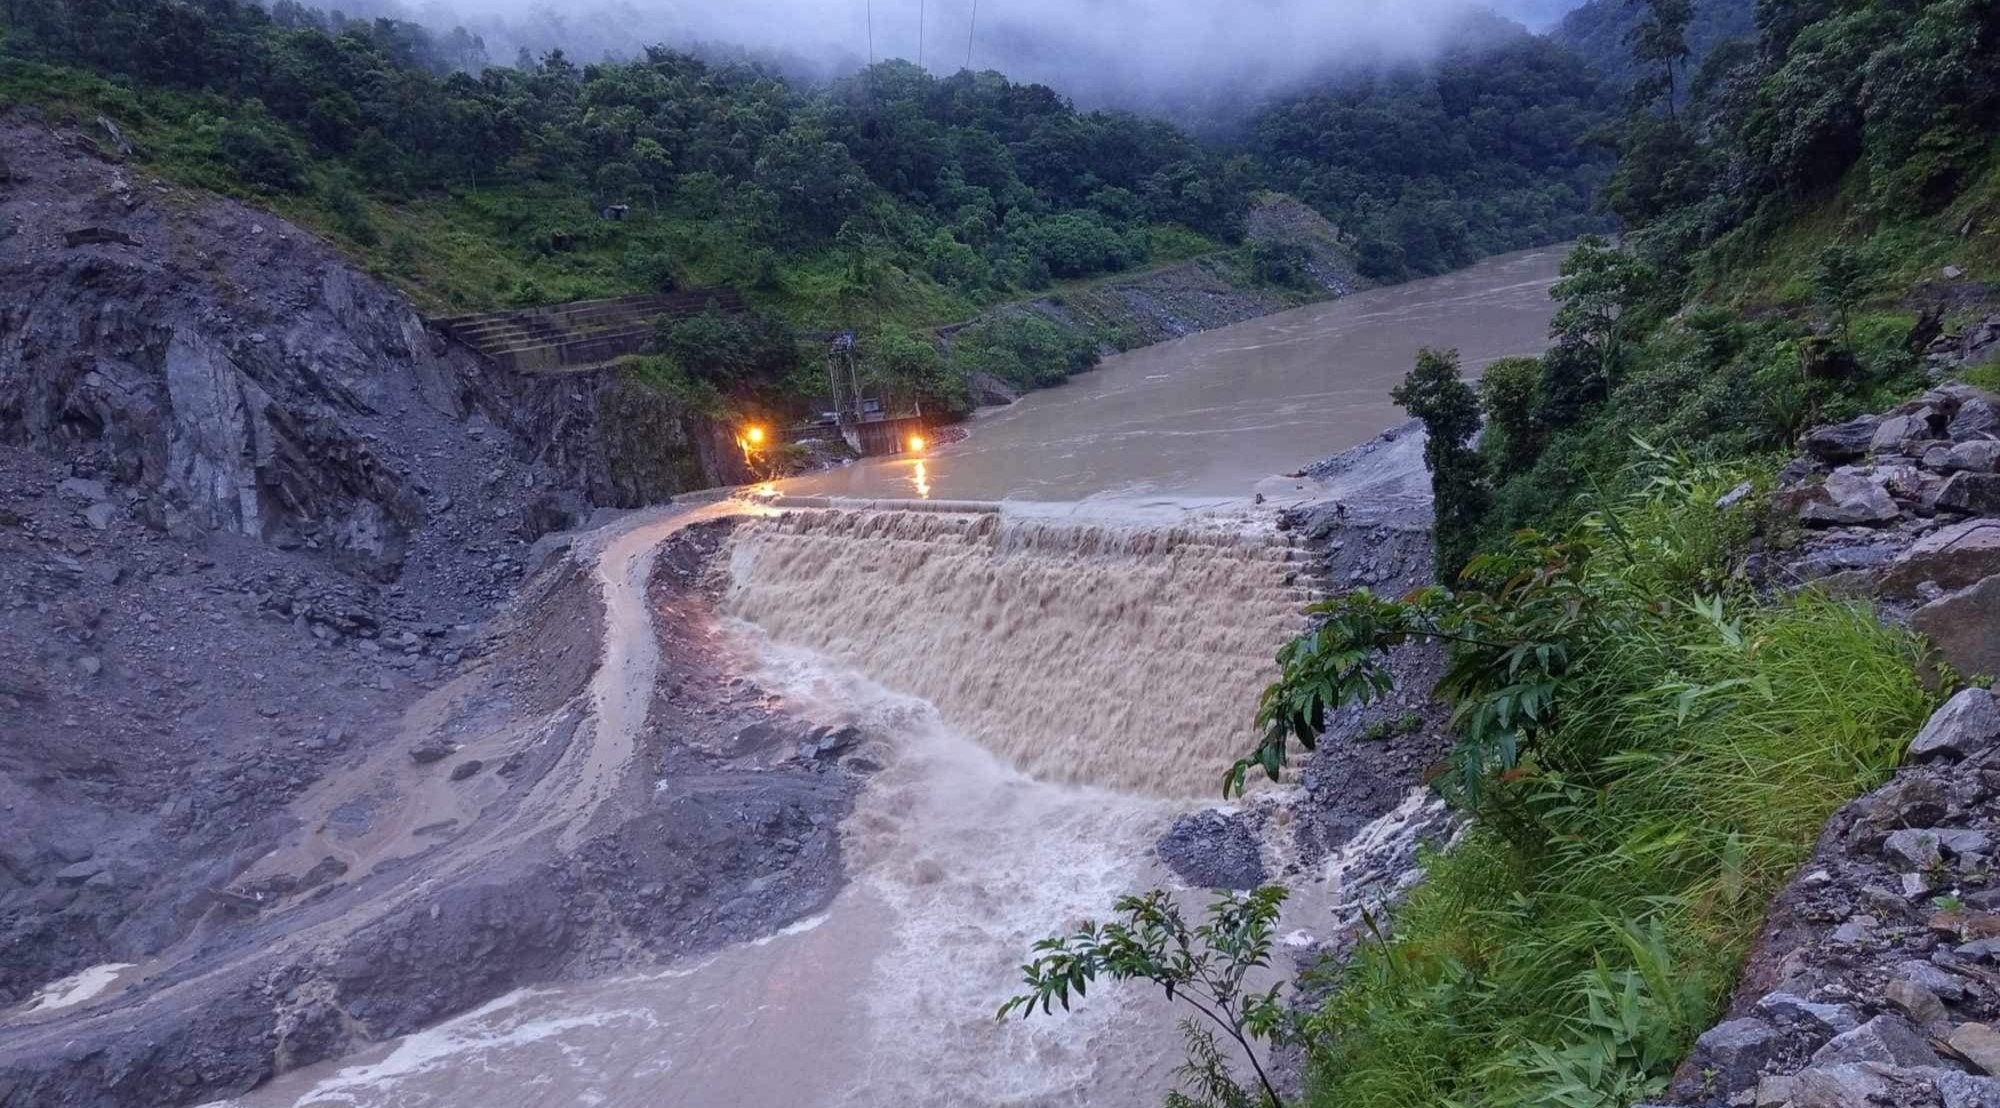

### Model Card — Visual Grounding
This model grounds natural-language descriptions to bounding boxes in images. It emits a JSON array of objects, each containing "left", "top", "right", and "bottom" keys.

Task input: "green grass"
[{"left": 1301, "top": 472, "right": 1938, "bottom": 1108}]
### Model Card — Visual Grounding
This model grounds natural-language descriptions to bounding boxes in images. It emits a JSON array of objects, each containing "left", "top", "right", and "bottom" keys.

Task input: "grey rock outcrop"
[
  {"left": 1157, "top": 809, "right": 1268, "bottom": 890},
  {"left": 1910, "top": 689, "right": 2000, "bottom": 759},
  {"left": 1913, "top": 575, "right": 2000, "bottom": 680},
  {"left": 1802, "top": 471, "right": 1901, "bottom": 527},
  {"left": 1879, "top": 519, "right": 2000, "bottom": 597},
  {"left": 1801, "top": 417, "right": 1883, "bottom": 462}
]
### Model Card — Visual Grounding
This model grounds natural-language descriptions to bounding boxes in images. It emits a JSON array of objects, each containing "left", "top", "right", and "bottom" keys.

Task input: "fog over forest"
[{"left": 365, "top": 0, "right": 1589, "bottom": 107}]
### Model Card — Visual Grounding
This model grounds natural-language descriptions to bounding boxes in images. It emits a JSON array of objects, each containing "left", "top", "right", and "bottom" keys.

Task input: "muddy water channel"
[{"left": 213, "top": 248, "right": 1562, "bottom": 1108}]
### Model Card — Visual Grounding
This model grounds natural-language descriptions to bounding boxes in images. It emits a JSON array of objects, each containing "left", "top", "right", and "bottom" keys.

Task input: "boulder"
[
  {"left": 409, "top": 737, "right": 458, "bottom": 765},
  {"left": 57, "top": 477, "right": 108, "bottom": 502},
  {"left": 1914, "top": 575, "right": 2000, "bottom": 681},
  {"left": 1809, "top": 1013, "right": 1942, "bottom": 1068},
  {"left": 1804, "top": 417, "right": 1885, "bottom": 462},
  {"left": 1687, "top": 1016, "right": 1781, "bottom": 1092},
  {"left": 1156, "top": 810, "right": 1267, "bottom": 890},
  {"left": 1802, "top": 472, "right": 1901, "bottom": 527},
  {"left": 1857, "top": 777, "right": 1949, "bottom": 834},
  {"left": 53, "top": 860, "right": 105, "bottom": 885},
  {"left": 1879, "top": 519, "right": 2000, "bottom": 597},
  {"left": 1909, "top": 689, "right": 2000, "bottom": 760},
  {"left": 1873, "top": 412, "right": 1938, "bottom": 455},
  {"left": 1792, "top": 1063, "right": 1940, "bottom": 1107},
  {"left": 1884, "top": 828, "right": 1945, "bottom": 870},
  {"left": 1954, "top": 395, "right": 2000, "bottom": 440},
  {"left": 82, "top": 501, "right": 117, "bottom": 531},
  {"left": 1883, "top": 978, "right": 1948, "bottom": 1026},
  {"left": 1879, "top": 462, "right": 1935, "bottom": 502},
  {"left": 1936, "top": 1070, "right": 2000, "bottom": 1108},
  {"left": 1939, "top": 473, "right": 2000, "bottom": 516},
  {"left": 1755, "top": 1075, "right": 1796, "bottom": 1106},
  {"left": 1946, "top": 441, "right": 2000, "bottom": 474},
  {"left": 1953, "top": 1022, "right": 2000, "bottom": 1075},
  {"left": 1758, "top": 991, "right": 1862, "bottom": 1036}
]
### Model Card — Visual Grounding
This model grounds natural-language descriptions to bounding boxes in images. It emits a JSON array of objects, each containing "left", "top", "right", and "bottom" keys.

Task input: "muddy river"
[{"left": 780, "top": 244, "right": 1565, "bottom": 504}]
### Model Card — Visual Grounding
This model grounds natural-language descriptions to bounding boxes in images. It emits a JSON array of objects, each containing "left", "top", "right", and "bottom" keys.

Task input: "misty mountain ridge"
[{"left": 324, "top": 0, "right": 1607, "bottom": 120}]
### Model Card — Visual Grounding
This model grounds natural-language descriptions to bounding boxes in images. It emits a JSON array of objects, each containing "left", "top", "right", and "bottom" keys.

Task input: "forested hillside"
[
  {"left": 1552, "top": 0, "right": 1755, "bottom": 90},
  {"left": 0, "top": 0, "right": 1616, "bottom": 427},
  {"left": 1251, "top": 29, "right": 1616, "bottom": 282}
]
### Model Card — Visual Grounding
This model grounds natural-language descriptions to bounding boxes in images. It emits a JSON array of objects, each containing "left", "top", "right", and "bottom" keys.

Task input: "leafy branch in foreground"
[
  {"left": 998, "top": 887, "right": 1291, "bottom": 1107},
  {"left": 1230, "top": 529, "right": 1601, "bottom": 802}
]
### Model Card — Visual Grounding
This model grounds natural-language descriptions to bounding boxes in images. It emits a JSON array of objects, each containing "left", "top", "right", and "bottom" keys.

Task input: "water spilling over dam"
[{"left": 722, "top": 508, "right": 1315, "bottom": 795}]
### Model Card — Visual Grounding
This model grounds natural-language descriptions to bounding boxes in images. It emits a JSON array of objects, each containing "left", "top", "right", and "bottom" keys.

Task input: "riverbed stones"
[
  {"left": 1909, "top": 690, "right": 2000, "bottom": 760},
  {"left": 1879, "top": 519, "right": 2000, "bottom": 597}
]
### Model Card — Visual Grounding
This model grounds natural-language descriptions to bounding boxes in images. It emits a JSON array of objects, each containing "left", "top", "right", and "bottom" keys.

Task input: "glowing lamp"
[
  {"left": 908, "top": 433, "right": 926, "bottom": 452},
  {"left": 745, "top": 426, "right": 766, "bottom": 446}
]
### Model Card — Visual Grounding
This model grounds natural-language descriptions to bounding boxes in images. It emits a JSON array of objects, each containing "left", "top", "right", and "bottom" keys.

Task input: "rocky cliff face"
[{"left": 0, "top": 109, "right": 733, "bottom": 586}]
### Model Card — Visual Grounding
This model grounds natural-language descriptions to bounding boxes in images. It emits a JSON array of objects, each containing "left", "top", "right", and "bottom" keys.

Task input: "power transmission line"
[
  {"left": 966, "top": 0, "right": 977, "bottom": 69},
  {"left": 866, "top": 0, "right": 874, "bottom": 65},
  {"left": 916, "top": 0, "right": 925, "bottom": 68}
]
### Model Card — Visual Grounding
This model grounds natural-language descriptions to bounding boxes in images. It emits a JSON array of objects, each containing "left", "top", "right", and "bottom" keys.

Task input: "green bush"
[
  {"left": 323, "top": 173, "right": 378, "bottom": 246},
  {"left": 652, "top": 304, "right": 799, "bottom": 387},
  {"left": 1478, "top": 356, "right": 1549, "bottom": 475},
  {"left": 1249, "top": 238, "right": 1313, "bottom": 289},
  {"left": 215, "top": 118, "right": 307, "bottom": 194},
  {"left": 952, "top": 313, "right": 1100, "bottom": 389}
]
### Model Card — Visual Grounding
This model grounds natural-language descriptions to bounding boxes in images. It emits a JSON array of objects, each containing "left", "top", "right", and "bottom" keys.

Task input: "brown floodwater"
[{"left": 779, "top": 243, "right": 1566, "bottom": 505}]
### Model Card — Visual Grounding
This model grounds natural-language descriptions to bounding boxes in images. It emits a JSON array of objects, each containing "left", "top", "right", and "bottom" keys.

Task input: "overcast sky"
[{"left": 385, "top": 0, "right": 1588, "bottom": 106}]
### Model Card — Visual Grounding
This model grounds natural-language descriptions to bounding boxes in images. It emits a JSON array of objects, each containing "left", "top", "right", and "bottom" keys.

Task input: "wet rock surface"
[{"left": 1158, "top": 810, "right": 1269, "bottom": 890}]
